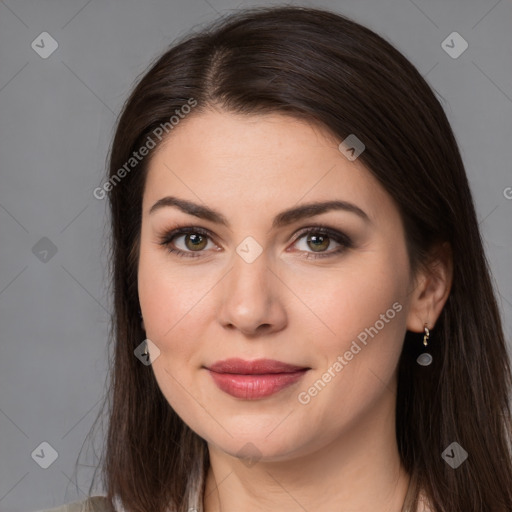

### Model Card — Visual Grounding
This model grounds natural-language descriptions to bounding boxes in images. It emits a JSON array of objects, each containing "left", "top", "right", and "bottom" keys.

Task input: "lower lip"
[{"left": 207, "top": 369, "right": 309, "bottom": 399}]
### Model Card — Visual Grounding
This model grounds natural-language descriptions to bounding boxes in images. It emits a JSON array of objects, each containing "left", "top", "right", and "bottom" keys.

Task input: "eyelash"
[{"left": 157, "top": 225, "right": 353, "bottom": 260}]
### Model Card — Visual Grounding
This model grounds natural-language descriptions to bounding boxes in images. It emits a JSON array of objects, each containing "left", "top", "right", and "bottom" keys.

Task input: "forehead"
[
  {"left": 142, "top": 109, "right": 395, "bottom": 227},
  {"left": 149, "top": 109, "right": 340, "bottom": 169}
]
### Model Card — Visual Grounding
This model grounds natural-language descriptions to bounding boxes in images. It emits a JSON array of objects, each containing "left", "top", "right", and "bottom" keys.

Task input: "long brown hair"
[{"left": 83, "top": 5, "right": 512, "bottom": 511}]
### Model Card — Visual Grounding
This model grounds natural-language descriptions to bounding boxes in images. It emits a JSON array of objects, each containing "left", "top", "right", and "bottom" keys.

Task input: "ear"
[{"left": 406, "top": 241, "right": 453, "bottom": 333}]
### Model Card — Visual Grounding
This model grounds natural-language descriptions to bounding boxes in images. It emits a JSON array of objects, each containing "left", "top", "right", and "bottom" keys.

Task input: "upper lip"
[{"left": 206, "top": 358, "right": 309, "bottom": 374}]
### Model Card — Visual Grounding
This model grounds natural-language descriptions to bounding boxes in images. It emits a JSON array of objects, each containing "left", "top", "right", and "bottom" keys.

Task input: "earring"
[
  {"left": 416, "top": 323, "right": 433, "bottom": 366},
  {"left": 143, "top": 339, "right": 148, "bottom": 357}
]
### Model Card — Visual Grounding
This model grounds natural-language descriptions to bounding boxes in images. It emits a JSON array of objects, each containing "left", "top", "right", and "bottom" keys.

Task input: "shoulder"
[{"left": 39, "top": 496, "right": 113, "bottom": 512}]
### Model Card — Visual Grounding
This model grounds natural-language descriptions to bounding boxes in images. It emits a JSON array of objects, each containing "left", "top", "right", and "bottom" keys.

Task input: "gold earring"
[{"left": 417, "top": 323, "right": 433, "bottom": 366}]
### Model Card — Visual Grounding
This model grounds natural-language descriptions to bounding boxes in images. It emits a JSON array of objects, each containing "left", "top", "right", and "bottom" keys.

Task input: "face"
[{"left": 138, "top": 108, "right": 416, "bottom": 461}]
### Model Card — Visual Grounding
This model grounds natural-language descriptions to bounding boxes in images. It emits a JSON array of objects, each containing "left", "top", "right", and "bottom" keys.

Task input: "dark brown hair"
[{"left": 83, "top": 5, "right": 512, "bottom": 511}]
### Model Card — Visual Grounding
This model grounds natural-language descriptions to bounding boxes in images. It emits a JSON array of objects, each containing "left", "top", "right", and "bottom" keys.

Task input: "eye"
[
  {"left": 158, "top": 225, "right": 353, "bottom": 259},
  {"left": 158, "top": 226, "right": 217, "bottom": 258},
  {"left": 290, "top": 226, "right": 353, "bottom": 260}
]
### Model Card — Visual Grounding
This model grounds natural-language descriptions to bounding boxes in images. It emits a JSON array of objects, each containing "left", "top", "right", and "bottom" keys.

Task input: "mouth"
[{"left": 205, "top": 358, "right": 310, "bottom": 400}]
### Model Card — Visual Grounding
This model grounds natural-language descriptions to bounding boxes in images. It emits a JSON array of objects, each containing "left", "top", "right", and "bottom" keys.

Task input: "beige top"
[{"left": 40, "top": 469, "right": 430, "bottom": 512}]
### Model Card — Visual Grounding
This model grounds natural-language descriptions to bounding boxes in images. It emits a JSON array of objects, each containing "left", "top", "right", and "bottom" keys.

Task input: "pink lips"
[{"left": 206, "top": 358, "right": 310, "bottom": 399}]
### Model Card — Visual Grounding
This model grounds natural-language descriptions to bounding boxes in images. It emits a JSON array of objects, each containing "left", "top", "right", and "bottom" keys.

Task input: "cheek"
[
  {"left": 138, "top": 246, "right": 196, "bottom": 350},
  {"left": 295, "top": 258, "right": 407, "bottom": 354},
  {"left": 294, "top": 278, "right": 406, "bottom": 431},
  {"left": 296, "top": 255, "right": 409, "bottom": 416},
  {"left": 137, "top": 249, "right": 207, "bottom": 419}
]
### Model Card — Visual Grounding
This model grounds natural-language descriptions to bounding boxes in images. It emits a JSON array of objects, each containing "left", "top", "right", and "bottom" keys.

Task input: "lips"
[
  {"left": 207, "top": 358, "right": 308, "bottom": 374},
  {"left": 205, "top": 358, "right": 310, "bottom": 399}
]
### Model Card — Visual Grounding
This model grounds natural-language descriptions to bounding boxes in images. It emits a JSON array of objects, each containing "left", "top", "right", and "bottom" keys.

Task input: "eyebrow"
[{"left": 149, "top": 195, "right": 371, "bottom": 229}]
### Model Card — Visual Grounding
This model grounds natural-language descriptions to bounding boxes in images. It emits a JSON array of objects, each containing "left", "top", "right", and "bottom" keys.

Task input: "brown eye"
[
  {"left": 159, "top": 227, "right": 215, "bottom": 258},
  {"left": 183, "top": 233, "right": 208, "bottom": 251},
  {"left": 305, "top": 233, "right": 331, "bottom": 252},
  {"left": 291, "top": 227, "right": 353, "bottom": 260}
]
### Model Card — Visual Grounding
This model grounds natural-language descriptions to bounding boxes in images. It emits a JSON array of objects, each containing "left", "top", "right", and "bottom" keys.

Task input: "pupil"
[
  {"left": 309, "top": 234, "right": 328, "bottom": 252},
  {"left": 187, "top": 233, "right": 205, "bottom": 250}
]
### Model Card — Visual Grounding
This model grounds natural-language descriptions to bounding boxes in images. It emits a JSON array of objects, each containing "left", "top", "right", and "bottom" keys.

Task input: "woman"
[{"left": 43, "top": 5, "right": 512, "bottom": 512}]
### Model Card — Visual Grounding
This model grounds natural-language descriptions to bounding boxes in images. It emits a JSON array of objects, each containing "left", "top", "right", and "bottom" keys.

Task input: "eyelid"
[{"left": 289, "top": 224, "right": 352, "bottom": 244}]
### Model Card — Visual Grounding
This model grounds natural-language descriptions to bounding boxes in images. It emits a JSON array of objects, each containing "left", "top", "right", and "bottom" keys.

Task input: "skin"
[{"left": 137, "top": 107, "right": 452, "bottom": 512}]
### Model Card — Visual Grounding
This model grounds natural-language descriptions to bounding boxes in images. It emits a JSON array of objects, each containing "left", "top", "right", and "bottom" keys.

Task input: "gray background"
[{"left": 0, "top": 0, "right": 511, "bottom": 511}]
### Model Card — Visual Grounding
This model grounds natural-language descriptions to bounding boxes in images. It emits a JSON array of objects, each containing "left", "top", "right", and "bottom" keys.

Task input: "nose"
[{"left": 217, "top": 246, "right": 287, "bottom": 337}]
